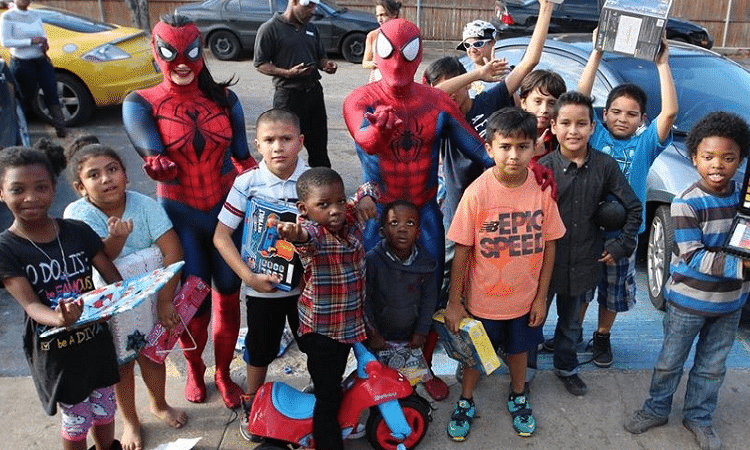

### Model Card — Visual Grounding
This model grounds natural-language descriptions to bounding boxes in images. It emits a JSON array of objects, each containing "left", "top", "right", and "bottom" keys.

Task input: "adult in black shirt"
[{"left": 254, "top": 0, "right": 337, "bottom": 168}]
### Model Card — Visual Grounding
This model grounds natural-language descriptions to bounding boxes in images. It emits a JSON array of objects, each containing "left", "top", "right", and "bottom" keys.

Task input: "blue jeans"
[
  {"left": 553, "top": 290, "right": 594, "bottom": 376},
  {"left": 10, "top": 56, "right": 60, "bottom": 112},
  {"left": 643, "top": 303, "right": 741, "bottom": 426}
]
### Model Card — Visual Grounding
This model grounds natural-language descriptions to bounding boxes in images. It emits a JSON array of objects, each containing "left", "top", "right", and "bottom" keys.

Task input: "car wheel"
[
  {"left": 32, "top": 72, "right": 94, "bottom": 127},
  {"left": 341, "top": 32, "right": 366, "bottom": 64},
  {"left": 647, "top": 205, "right": 674, "bottom": 311},
  {"left": 209, "top": 30, "right": 241, "bottom": 61}
]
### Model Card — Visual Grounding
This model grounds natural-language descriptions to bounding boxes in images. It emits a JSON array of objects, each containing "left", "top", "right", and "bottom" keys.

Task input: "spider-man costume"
[
  {"left": 122, "top": 19, "right": 256, "bottom": 409},
  {"left": 343, "top": 19, "right": 554, "bottom": 401}
]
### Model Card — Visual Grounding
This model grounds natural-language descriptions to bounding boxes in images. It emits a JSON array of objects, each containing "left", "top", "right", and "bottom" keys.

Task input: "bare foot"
[
  {"left": 151, "top": 405, "right": 188, "bottom": 429},
  {"left": 121, "top": 420, "right": 143, "bottom": 450}
]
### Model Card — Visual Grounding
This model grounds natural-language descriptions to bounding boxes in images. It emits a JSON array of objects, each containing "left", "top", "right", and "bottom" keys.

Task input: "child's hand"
[
  {"left": 356, "top": 195, "right": 378, "bottom": 224},
  {"left": 444, "top": 301, "right": 468, "bottom": 334},
  {"left": 55, "top": 297, "right": 84, "bottom": 327},
  {"left": 408, "top": 333, "right": 427, "bottom": 348},
  {"left": 528, "top": 296, "right": 547, "bottom": 328},
  {"left": 368, "top": 333, "right": 387, "bottom": 351},
  {"left": 598, "top": 250, "right": 616, "bottom": 265},
  {"left": 277, "top": 221, "right": 308, "bottom": 242},
  {"left": 479, "top": 56, "right": 510, "bottom": 81},
  {"left": 107, "top": 217, "right": 133, "bottom": 239},
  {"left": 655, "top": 33, "right": 670, "bottom": 66},
  {"left": 158, "top": 300, "right": 181, "bottom": 329},
  {"left": 246, "top": 272, "right": 281, "bottom": 293}
]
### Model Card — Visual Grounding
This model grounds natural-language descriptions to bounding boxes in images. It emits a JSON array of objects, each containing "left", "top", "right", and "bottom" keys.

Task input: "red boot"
[
  {"left": 180, "top": 309, "right": 210, "bottom": 403},
  {"left": 212, "top": 290, "right": 244, "bottom": 409},
  {"left": 421, "top": 329, "right": 449, "bottom": 401}
]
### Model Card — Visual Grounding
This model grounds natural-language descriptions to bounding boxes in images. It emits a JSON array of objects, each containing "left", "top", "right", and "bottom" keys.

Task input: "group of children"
[{"left": 1, "top": 13, "right": 749, "bottom": 450}]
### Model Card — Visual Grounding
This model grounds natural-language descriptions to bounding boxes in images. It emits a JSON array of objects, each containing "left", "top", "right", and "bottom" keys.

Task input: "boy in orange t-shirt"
[{"left": 444, "top": 107, "right": 565, "bottom": 440}]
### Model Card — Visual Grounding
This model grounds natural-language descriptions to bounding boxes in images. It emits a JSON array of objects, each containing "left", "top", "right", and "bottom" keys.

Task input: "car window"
[
  {"left": 495, "top": 45, "right": 610, "bottom": 107},
  {"left": 609, "top": 54, "right": 750, "bottom": 133},
  {"left": 240, "top": 0, "right": 272, "bottom": 12},
  {"left": 36, "top": 8, "right": 114, "bottom": 33}
]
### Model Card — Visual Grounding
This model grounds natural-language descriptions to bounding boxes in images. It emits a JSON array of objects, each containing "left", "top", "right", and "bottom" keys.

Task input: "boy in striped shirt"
[{"left": 625, "top": 112, "right": 750, "bottom": 450}]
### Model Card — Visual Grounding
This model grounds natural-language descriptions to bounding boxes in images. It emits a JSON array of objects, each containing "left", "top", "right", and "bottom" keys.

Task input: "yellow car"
[{"left": 0, "top": 5, "right": 161, "bottom": 126}]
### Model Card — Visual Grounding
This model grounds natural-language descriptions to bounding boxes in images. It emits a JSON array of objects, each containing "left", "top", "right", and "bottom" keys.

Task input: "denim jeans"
[
  {"left": 10, "top": 56, "right": 59, "bottom": 112},
  {"left": 553, "top": 290, "right": 593, "bottom": 376},
  {"left": 643, "top": 303, "right": 741, "bottom": 426}
]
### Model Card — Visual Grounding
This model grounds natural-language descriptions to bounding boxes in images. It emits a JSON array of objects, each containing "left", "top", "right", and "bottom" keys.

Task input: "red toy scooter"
[{"left": 247, "top": 342, "right": 431, "bottom": 450}]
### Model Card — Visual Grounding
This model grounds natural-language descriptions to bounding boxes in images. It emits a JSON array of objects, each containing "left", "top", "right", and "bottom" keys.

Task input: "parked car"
[
  {"left": 492, "top": 0, "right": 713, "bottom": 49},
  {"left": 174, "top": 0, "right": 379, "bottom": 63},
  {"left": 483, "top": 34, "right": 750, "bottom": 311},
  {"left": 0, "top": 5, "right": 161, "bottom": 126}
]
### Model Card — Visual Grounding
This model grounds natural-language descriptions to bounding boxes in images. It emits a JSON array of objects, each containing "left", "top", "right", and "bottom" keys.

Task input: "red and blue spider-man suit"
[
  {"left": 122, "top": 19, "right": 256, "bottom": 409},
  {"left": 344, "top": 19, "right": 493, "bottom": 280},
  {"left": 343, "top": 19, "right": 493, "bottom": 401}
]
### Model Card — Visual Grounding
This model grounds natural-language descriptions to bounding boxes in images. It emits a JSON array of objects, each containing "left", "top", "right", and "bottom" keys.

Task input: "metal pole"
[
  {"left": 722, "top": 0, "right": 734, "bottom": 47},
  {"left": 416, "top": 0, "right": 421, "bottom": 31},
  {"left": 97, "top": 0, "right": 105, "bottom": 22}
]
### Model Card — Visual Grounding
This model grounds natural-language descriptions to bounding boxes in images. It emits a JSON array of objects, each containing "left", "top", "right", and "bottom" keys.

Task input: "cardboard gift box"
[
  {"left": 432, "top": 309, "right": 502, "bottom": 376},
  {"left": 596, "top": 0, "right": 672, "bottom": 61},
  {"left": 241, "top": 196, "right": 302, "bottom": 292}
]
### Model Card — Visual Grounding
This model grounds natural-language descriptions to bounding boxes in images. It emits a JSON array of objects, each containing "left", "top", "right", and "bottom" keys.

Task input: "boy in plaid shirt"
[{"left": 277, "top": 167, "right": 378, "bottom": 450}]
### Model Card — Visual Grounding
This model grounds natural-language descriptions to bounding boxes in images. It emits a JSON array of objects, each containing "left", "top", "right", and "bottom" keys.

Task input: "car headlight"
[{"left": 81, "top": 43, "right": 131, "bottom": 62}]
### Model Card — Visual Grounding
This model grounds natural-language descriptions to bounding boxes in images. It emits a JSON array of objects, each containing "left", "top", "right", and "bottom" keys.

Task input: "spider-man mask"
[
  {"left": 375, "top": 19, "right": 422, "bottom": 92},
  {"left": 152, "top": 21, "right": 204, "bottom": 87}
]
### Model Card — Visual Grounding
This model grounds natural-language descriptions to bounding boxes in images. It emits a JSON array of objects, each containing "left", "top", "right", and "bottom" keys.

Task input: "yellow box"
[{"left": 432, "top": 309, "right": 502, "bottom": 375}]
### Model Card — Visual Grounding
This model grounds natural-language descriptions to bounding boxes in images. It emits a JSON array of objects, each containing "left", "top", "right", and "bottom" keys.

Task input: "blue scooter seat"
[{"left": 272, "top": 382, "right": 316, "bottom": 420}]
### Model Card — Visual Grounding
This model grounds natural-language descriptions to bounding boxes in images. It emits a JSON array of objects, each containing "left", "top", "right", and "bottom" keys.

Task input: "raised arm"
[
  {"left": 577, "top": 29, "right": 603, "bottom": 96},
  {"left": 654, "top": 36, "right": 678, "bottom": 143},
  {"left": 503, "top": 0, "right": 554, "bottom": 93},
  {"left": 432, "top": 57, "right": 508, "bottom": 95}
]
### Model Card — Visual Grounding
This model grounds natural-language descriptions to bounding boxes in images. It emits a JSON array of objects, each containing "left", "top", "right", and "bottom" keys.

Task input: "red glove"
[
  {"left": 529, "top": 160, "right": 557, "bottom": 201},
  {"left": 143, "top": 155, "right": 178, "bottom": 182},
  {"left": 232, "top": 156, "right": 258, "bottom": 174}
]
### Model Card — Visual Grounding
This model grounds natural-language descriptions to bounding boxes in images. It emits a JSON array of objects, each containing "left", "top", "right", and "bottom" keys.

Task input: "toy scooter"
[{"left": 247, "top": 342, "right": 431, "bottom": 450}]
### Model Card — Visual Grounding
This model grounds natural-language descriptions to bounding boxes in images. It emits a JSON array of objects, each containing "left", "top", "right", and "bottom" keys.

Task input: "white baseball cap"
[{"left": 457, "top": 20, "right": 498, "bottom": 50}]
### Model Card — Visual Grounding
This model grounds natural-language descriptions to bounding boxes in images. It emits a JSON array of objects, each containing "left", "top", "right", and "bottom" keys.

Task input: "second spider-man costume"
[{"left": 123, "top": 15, "right": 257, "bottom": 409}]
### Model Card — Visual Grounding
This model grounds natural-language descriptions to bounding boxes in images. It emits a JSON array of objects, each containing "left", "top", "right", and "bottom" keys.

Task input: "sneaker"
[
  {"left": 683, "top": 419, "right": 721, "bottom": 450},
  {"left": 592, "top": 332, "right": 613, "bottom": 367},
  {"left": 557, "top": 373, "right": 588, "bottom": 396},
  {"left": 623, "top": 409, "right": 668, "bottom": 434},
  {"left": 507, "top": 393, "right": 535, "bottom": 437},
  {"left": 423, "top": 376, "right": 449, "bottom": 401},
  {"left": 447, "top": 398, "right": 477, "bottom": 442},
  {"left": 239, "top": 394, "right": 261, "bottom": 442}
]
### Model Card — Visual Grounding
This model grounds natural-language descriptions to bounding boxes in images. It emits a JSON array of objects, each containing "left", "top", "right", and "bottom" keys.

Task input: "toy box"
[
  {"left": 141, "top": 275, "right": 209, "bottom": 364},
  {"left": 376, "top": 342, "right": 432, "bottom": 385},
  {"left": 241, "top": 196, "right": 302, "bottom": 291},
  {"left": 596, "top": 0, "right": 672, "bottom": 61},
  {"left": 432, "top": 309, "right": 502, "bottom": 376}
]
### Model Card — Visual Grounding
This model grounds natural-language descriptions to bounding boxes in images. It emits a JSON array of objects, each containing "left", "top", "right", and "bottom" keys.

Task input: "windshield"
[
  {"left": 37, "top": 8, "right": 115, "bottom": 33},
  {"left": 609, "top": 54, "right": 750, "bottom": 134}
]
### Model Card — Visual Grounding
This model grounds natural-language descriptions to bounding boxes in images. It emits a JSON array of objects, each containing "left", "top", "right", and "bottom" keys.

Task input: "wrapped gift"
[
  {"left": 141, "top": 275, "right": 209, "bottom": 364},
  {"left": 376, "top": 342, "right": 432, "bottom": 385},
  {"left": 95, "top": 246, "right": 164, "bottom": 364},
  {"left": 432, "top": 309, "right": 502, "bottom": 376}
]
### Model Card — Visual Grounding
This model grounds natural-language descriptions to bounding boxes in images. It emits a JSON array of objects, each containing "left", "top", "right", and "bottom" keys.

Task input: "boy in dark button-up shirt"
[{"left": 538, "top": 91, "right": 641, "bottom": 397}]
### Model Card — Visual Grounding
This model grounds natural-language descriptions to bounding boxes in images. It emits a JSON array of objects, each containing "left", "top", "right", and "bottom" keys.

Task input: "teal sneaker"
[
  {"left": 507, "top": 394, "right": 536, "bottom": 437},
  {"left": 447, "top": 398, "right": 477, "bottom": 442}
]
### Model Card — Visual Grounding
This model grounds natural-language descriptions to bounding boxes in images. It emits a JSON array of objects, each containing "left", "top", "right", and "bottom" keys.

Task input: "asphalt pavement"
[{"left": 2, "top": 42, "right": 750, "bottom": 450}]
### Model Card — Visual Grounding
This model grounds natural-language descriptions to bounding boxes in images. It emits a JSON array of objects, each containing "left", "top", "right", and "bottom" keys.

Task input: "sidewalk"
[{"left": 4, "top": 365, "right": 750, "bottom": 450}]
